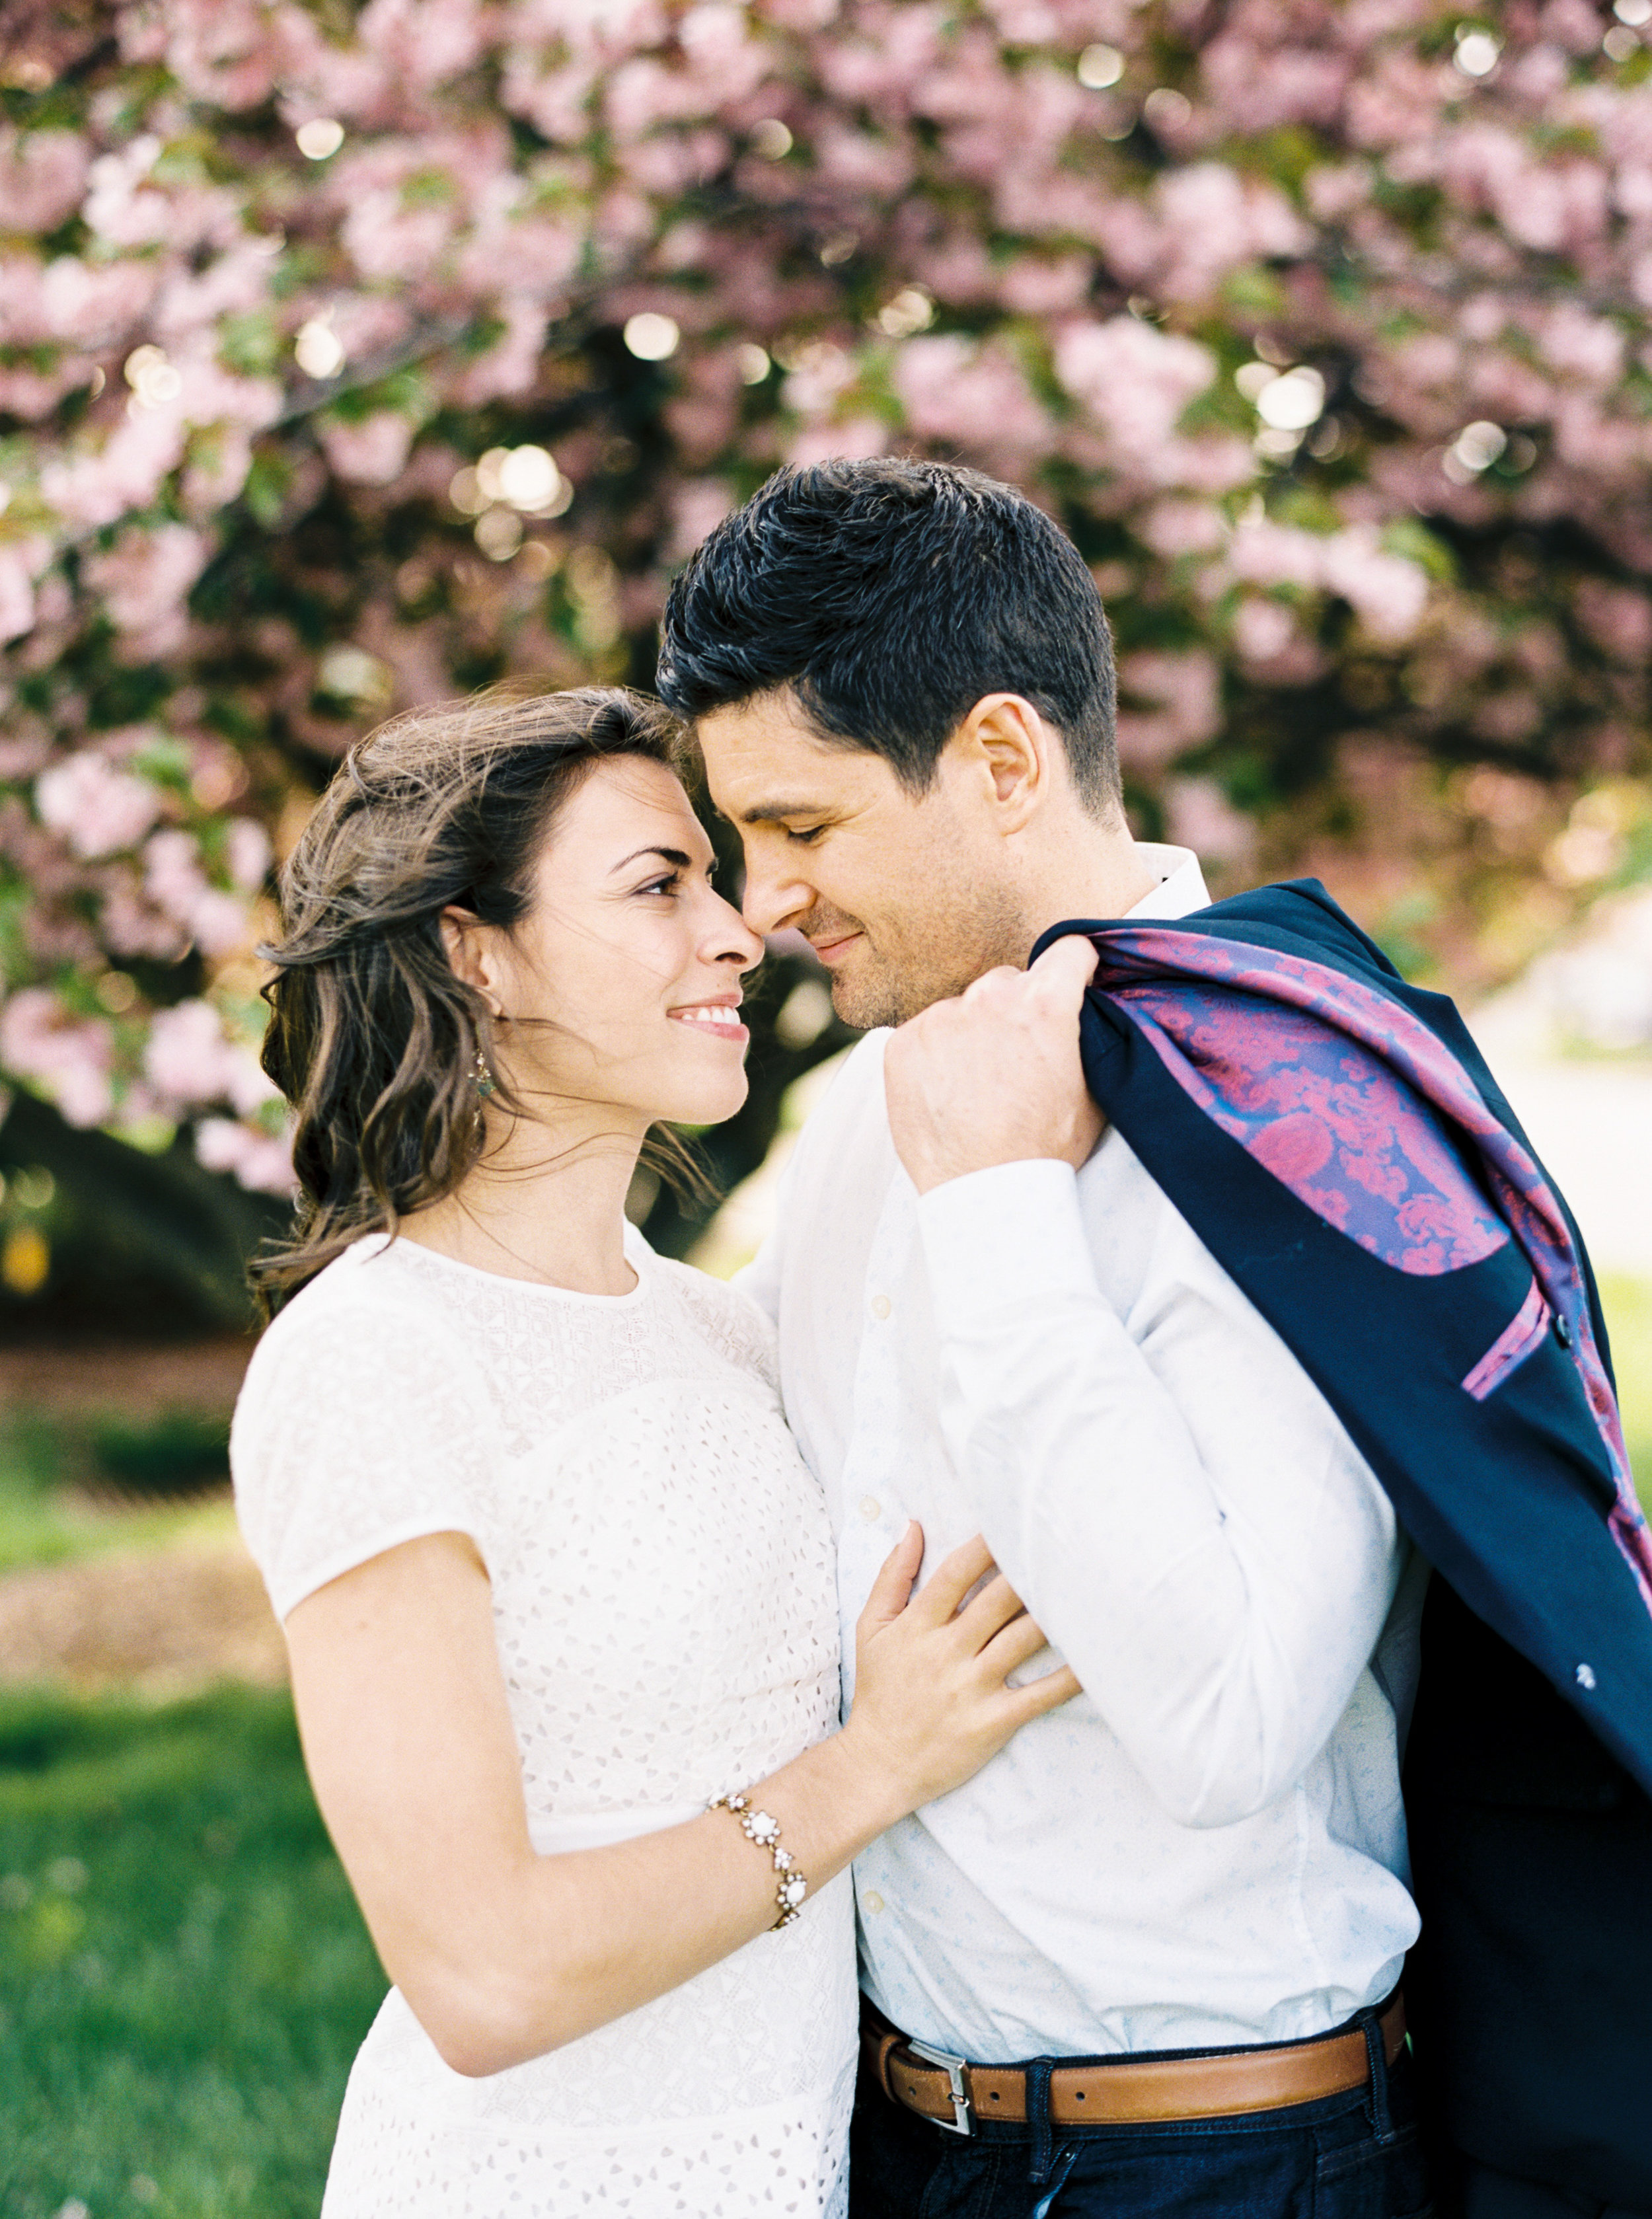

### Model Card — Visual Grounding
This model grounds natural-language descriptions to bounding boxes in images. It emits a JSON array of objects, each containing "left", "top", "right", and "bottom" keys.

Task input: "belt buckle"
[{"left": 905, "top": 2039, "right": 973, "bottom": 2136}]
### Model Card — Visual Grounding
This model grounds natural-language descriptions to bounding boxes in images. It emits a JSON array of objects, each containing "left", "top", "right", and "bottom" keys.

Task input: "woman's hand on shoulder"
[{"left": 841, "top": 1526, "right": 1080, "bottom": 1821}]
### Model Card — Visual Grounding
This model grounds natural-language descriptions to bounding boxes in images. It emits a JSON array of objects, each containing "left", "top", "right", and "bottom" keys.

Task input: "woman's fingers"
[
  {"left": 953, "top": 1571, "right": 1029, "bottom": 1648},
  {"left": 911, "top": 1534, "right": 996, "bottom": 1626},
  {"left": 856, "top": 1521, "right": 925, "bottom": 1641},
  {"left": 980, "top": 1608, "right": 1057, "bottom": 1676},
  {"left": 1009, "top": 1663, "right": 1082, "bottom": 1720}
]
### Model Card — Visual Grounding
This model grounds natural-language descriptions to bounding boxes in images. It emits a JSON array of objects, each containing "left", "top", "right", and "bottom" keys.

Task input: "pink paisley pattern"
[{"left": 1086, "top": 926, "right": 1652, "bottom": 1614}]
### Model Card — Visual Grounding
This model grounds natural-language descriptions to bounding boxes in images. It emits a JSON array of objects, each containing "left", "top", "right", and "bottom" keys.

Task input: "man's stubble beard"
[{"left": 827, "top": 879, "right": 1032, "bottom": 1031}]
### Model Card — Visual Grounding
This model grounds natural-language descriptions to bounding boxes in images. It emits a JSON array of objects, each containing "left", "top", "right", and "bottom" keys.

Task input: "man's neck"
[{"left": 1024, "top": 818, "right": 1161, "bottom": 943}]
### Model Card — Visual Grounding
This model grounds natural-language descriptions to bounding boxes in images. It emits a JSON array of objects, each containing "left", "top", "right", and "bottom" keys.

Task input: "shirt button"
[
  {"left": 870, "top": 1294, "right": 891, "bottom": 1320},
  {"left": 862, "top": 1891, "right": 885, "bottom": 1915},
  {"left": 859, "top": 1495, "right": 882, "bottom": 1522}
]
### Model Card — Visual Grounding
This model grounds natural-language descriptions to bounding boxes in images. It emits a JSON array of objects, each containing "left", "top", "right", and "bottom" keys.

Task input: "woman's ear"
[{"left": 440, "top": 907, "right": 504, "bottom": 1017}]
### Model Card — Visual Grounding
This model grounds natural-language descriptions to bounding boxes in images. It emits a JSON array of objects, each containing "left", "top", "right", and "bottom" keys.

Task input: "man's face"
[{"left": 695, "top": 689, "right": 1029, "bottom": 1029}]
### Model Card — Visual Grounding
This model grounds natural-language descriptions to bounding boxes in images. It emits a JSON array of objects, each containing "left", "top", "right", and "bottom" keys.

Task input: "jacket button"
[
  {"left": 1554, "top": 1313, "right": 1573, "bottom": 1348},
  {"left": 1575, "top": 1663, "right": 1596, "bottom": 1690}
]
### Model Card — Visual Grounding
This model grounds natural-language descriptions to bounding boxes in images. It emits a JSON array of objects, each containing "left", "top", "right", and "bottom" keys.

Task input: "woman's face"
[{"left": 465, "top": 755, "right": 764, "bottom": 1133}]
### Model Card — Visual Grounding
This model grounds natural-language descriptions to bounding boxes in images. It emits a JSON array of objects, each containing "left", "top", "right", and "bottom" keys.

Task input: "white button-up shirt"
[{"left": 741, "top": 845, "right": 1423, "bottom": 2063}]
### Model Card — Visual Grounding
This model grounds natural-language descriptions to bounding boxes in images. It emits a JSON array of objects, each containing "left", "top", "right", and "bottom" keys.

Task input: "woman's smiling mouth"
[{"left": 667, "top": 1001, "right": 749, "bottom": 1042}]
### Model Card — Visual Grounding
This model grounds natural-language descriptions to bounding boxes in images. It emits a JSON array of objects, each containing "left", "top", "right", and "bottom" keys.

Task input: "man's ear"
[
  {"left": 439, "top": 907, "right": 505, "bottom": 1017},
  {"left": 954, "top": 694, "right": 1048, "bottom": 831}
]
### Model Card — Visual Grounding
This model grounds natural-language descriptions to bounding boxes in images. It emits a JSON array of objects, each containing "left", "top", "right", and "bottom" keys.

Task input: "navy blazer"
[{"left": 1034, "top": 881, "right": 1652, "bottom": 2204}]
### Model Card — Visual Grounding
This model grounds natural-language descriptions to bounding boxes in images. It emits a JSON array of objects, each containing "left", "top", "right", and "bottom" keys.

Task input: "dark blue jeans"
[{"left": 848, "top": 2016, "right": 1433, "bottom": 2219}]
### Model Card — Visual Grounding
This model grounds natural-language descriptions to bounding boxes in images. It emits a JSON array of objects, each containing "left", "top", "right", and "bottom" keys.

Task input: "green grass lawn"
[
  {"left": 0, "top": 1412, "right": 239, "bottom": 1579},
  {"left": 0, "top": 1686, "right": 384, "bottom": 2219},
  {"left": 1602, "top": 1275, "right": 1652, "bottom": 1506}
]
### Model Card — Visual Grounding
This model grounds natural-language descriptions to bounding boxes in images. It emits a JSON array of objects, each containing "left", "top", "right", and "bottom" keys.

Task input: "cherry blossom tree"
[{"left": 1, "top": 0, "right": 1650, "bottom": 1298}]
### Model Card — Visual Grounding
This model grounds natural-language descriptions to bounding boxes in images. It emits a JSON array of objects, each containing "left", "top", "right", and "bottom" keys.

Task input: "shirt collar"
[{"left": 1125, "top": 843, "right": 1211, "bottom": 921}]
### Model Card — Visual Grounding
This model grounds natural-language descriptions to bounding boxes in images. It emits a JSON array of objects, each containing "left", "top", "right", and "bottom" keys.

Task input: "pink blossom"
[
  {"left": 451, "top": 297, "right": 552, "bottom": 406},
  {"left": 152, "top": 0, "right": 320, "bottom": 110},
  {"left": 815, "top": 126, "right": 915, "bottom": 197},
  {"left": 1201, "top": 39, "right": 1349, "bottom": 135},
  {"left": 1228, "top": 519, "right": 1327, "bottom": 591},
  {"left": 144, "top": 998, "right": 273, "bottom": 1113},
  {"left": 0, "top": 130, "right": 89, "bottom": 234},
  {"left": 225, "top": 818, "right": 274, "bottom": 890},
  {"left": 342, "top": 187, "right": 455, "bottom": 283},
  {"left": 1575, "top": 580, "right": 1652, "bottom": 663},
  {"left": 1232, "top": 597, "right": 1298, "bottom": 663},
  {"left": 81, "top": 524, "right": 210, "bottom": 658},
  {"left": 1304, "top": 161, "right": 1375, "bottom": 223},
  {"left": 36, "top": 752, "right": 164, "bottom": 859},
  {"left": 893, "top": 334, "right": 1049, "bottom": 457},
  {"left": 782, "top": 341, "right": 858, "bottom": 419},
  {"left": 1318, "top": 529, "right": 1428, "bottom": 643},
  {"left": 1540, "top": 305, "right": 1626, "bottom": 386},
  {"left": 194, "top": 1116, "right": 295, "bottom": 1195},
  {"left": 357, "top": 0, "right": 490, "bottom": 93},
  {"left": 1166, "top": 776, "right": 1257, "bottom": 868},
  {"left": 321, "top": 412, "right": 416, "bottom": 486},
  {"left": 1150, "top": 163, "right": 1311, "bottom": 302},
  {"left": 997, "top": 255, "right": 1090, "bottom": 316},
  {"left": 0, "top": 543, "right": 45, "bottom": 645},
  {"left": 142, "top": 831, "right": 252, "bottom": 956},
  {"left": 0, "top": 989, "right": 114, "bottom": 1129},
  {"left": 32, "top": 255, "right": 157, "bottom": 348},
  {"left": 1054, "top": 317, "right": 1216, "bottom": 462},
  {"left": 788, "top": 416, "right": 889, "bottom": 467},
  {"left": 1115, "top": 650, "right": 1222, "bottom": 767},
  {"left": 667, "top": 479, "right": 736, "bottom": 560},
  {"left": 1140, "top": 499, "right": 1226, "bottom": 559}
]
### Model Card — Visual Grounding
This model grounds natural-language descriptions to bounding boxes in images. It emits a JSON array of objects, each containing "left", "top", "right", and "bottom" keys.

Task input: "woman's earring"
[{"left": 472, "top": 1049, "right": 495, "bottom": 1098}]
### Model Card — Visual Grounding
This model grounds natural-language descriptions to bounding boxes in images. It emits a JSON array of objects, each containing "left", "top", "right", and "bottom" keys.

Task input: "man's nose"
[{"left": 739, "top": 850, "right": 810, "bottom": 938}]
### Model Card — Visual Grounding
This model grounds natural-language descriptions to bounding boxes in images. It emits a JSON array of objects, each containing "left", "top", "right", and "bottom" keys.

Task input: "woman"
[{"left": 231, "top": 684, "right": 1076, "bottom": 2217}]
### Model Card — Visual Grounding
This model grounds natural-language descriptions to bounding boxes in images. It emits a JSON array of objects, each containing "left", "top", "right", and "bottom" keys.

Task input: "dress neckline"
[{"left": 357, "top": 1225, "right": 654, "bottom": 1309}]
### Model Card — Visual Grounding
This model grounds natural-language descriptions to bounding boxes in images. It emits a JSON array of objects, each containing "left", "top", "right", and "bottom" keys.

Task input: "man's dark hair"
[{"left": 657, "top": 457, "right": 1121, "bottom": 816}]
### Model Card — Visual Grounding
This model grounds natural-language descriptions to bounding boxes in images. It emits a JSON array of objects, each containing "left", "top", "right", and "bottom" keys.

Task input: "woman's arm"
[{"left": 285, "top": 1523, "right": 1073, "bottom": 2078}]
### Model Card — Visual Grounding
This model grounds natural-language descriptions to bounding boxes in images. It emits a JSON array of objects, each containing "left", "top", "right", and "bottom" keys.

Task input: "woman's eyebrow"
[{"left": 609, "top": 845, "right": 697, "bottom": 875}]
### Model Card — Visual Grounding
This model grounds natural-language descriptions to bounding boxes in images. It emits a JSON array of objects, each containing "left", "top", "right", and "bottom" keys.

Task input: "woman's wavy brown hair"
[{"left": 252, "top": 683, "right": 682, "bottom": 1314}]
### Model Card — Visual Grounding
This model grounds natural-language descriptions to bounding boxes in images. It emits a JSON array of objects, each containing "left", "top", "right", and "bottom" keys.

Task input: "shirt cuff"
[{"left": 917, "top": 1158, "right": 1102, "bottom": 1334}]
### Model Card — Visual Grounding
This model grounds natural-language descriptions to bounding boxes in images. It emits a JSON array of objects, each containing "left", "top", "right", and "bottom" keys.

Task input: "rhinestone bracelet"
[{"left": 707, "top": 1789, "right": 809, "bottom": 1930}]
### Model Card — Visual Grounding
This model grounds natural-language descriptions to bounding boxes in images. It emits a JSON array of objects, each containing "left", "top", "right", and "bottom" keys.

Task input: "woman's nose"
[{"left": 706, "top": 893, "right": 766, "bottom": 971}]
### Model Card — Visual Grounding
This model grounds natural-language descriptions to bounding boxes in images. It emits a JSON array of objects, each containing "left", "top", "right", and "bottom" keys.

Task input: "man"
[{"left": 657, "top": 457, "right": 1433, "bottom": 2218}]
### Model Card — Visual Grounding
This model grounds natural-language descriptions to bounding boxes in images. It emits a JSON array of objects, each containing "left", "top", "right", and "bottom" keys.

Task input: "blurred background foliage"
[{"left": 1, "top": 0, "right": 1651, "bottom": 1322}]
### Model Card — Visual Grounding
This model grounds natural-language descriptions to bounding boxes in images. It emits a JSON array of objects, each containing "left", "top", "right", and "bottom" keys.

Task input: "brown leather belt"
[{"left": 864, "top": 1993, "right": 1406, "bottom": 2136}]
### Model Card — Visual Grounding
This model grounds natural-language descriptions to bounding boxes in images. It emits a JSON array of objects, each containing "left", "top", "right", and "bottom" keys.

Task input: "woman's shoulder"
[
  {"left": 245, "top": 1236, "right": 453, "bottom": 1370},
  {"left": 236, "top": 1237, "right": 490, "bottom": 1450}
]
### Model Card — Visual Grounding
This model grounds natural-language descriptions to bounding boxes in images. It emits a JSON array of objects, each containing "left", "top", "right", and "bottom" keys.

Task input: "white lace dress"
[{"left": 231, "top": 1228, "right": 857, "bottom": 2218}]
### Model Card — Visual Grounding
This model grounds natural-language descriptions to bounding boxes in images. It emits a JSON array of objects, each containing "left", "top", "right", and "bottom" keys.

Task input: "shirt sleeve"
[
  {"left": 917, "top": 1157, "right": 1402, "bottom": 1829},
  {"left": 231, "top": 1297, "right": 496, "bottom": 1622}
]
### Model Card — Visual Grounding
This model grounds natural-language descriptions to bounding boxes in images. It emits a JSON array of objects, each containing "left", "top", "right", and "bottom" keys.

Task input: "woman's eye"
[{"left": 638, "top": 874, "right": 680, "bottom": 897}]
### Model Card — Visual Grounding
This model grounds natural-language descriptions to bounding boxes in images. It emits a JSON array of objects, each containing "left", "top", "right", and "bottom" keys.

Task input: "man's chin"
[
  {"left": 827, "top": 956, "right": 941, "bottom": 1033},
  {"left": 825, "top": 956, "right": 904, "bottom": 1034}
]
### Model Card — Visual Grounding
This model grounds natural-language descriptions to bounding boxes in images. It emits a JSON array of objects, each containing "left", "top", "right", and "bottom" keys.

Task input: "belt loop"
[
  {"left": 1026, "top": 2056, "right": 1056, "bottom": 2186},
  {"left": 1357, "top": 2008, "right": 1395, "bottom": 2145}
]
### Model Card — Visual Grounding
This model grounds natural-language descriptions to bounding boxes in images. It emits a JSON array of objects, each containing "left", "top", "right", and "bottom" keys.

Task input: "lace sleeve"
[{"left": 231, "top": 1295, "right": 497, "bottom": 1622}]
